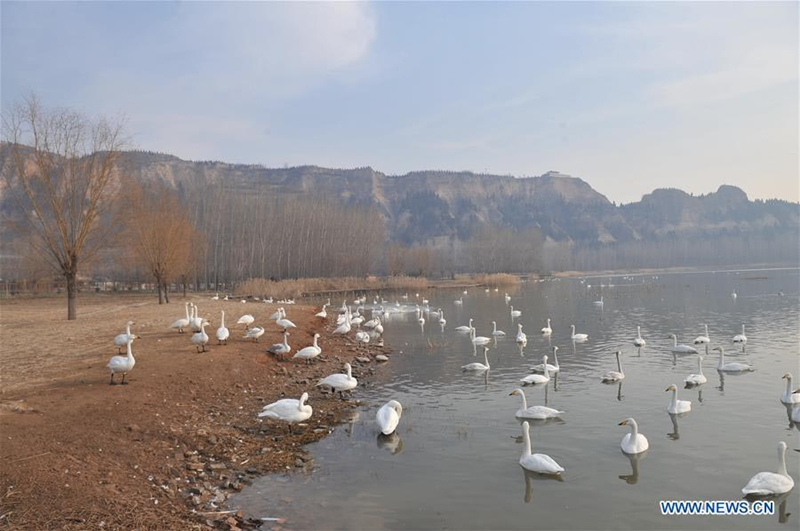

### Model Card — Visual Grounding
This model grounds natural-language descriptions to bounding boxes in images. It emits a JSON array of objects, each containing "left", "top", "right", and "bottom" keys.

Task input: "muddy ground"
[{"left": 0, "top": 294, "right": 390, "bottom": 529}]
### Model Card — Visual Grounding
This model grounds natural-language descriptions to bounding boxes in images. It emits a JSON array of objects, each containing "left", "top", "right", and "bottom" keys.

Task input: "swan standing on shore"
[
  {"left": 510, "top": 388, "right": 564, "bottom": 420},
  {"left": 189, "top": 305, "right": 204, "bottom": 332},
  {"left": 259, "top": 393, "right": 313, "bottom": 431},
  {"left": 780, "top": 373, "right": 800, "bottom": 404},
  {"left": 462, "top": 346, "right": 490, "bottom": 371},
  {"left": 492, "top": 321, "right": 506, "bottom": 336},
  {"left": 665, "top": 384, "right": 691, "bottom": 414},
  {"left": 516, "top": 324, "right": 527, "bottom": 344},
  {"left": 315, "top": 304, "right": 329, "bottom": 318},
  {"left": 531, "top": 346, "right": 560, "bottom": 374},
  {"left": 684, "top": 355, "right": 707, "bottom": 386},
  {"left": 114, "top": 321, "right": 137, "bottom": 354},
  {"left": 237, "top": 314, "right": 255, "bottom": 329},
  {"left": 521, "top": 356, "right": 551, "bottom": 385},
  {"left": 216, "top": 311, "right": 229, "bottom": 345},
  {"left": 190, "top": 321, "right": 210, "bottom": 352},
  {"left": 276, "top": 308, "right": 297, "bottom": 330},
  {"left": 519, "top": 421, "right": 564, "bottom": 475},
  {"left": 618, "top": 418, "right": 649, "bottom": 454},
  {"left": 317, "top": 363, "right": 357, "bottom": 396},
  {"left": 293, "top": 333, "right": 321, "bottom": 362},
  {"left": 668, "top": 334, "right": 698, "bottom": 354},
  {"left": 243, "top": 325, "right": 265, "bottom": 343},
  {"left": 376, "top": 400, "right": 402, "bottom": 435},
  {"left": 268, "top": 330, "right": 291, "bottom": 356},
  {"left": 541, "top": 319, "right": 552, "bottom": 336},
  {"left": 742, "top": 442, "right": 794, "bottom": 496},
  {"left": 570, "top": 324, "right": 588, "bottom": 341},
  {"left": 633, "top": 326, "right": 646, "bottom": 347},
  {"left": 601, "top": 351, "right": 625, "bottom": 382},
  {"left": 107, "top": 339, "right": 135, "bottom": 385},
  {"left": 170, "top": 302, "right": 191, "bottom": 333},
  {"left": 714, "top": 346, "right": 754, "bottom": 372}
]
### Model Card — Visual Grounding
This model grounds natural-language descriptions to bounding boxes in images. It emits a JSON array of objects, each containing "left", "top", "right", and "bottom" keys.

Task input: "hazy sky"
[{"left": 2, "top": 1, "right": 798, "bottom": 203}]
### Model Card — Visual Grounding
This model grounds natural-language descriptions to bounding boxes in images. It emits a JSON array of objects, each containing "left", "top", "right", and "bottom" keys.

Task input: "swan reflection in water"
[
  {"left": 339, "top": 410, "right": 360, "bottom": 437},
  {"left": 601, "top": 379, "right": 624, "bottom": 401},
  {"left": 667, "top": 412, "right": 688, "bottom": 441},
  {"left": 376, "top": 432, "right": 403, "bottom": 455},
  {"left": 618, "top": 448, "right": 648, "bottom": 485},
  {"left": 521, "top": 467, "right": 564, "bottom": 503}
]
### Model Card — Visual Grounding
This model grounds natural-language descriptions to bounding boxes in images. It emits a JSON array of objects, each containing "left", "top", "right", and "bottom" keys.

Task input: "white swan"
[
  {"left": 318, "top": 363, "right": 357, "bottom": 394},
  {"left": 780, "top": 373, "right": 800, "bottom": 404},
  {"left": 510, "top": 388, "right": 564, "bottom": 420},
  {"left": 505, "top": 293, "right": 511, "bottom": 303},
  {"left": 693, "top": 324, "right": 711, "bottom": 345},
  {"left": 237, "top": 314, "right": 255, "bottom": 329},
  {"left": 114, "top": 321, "right": 137, "bottom": 353},
  {"left": 462, "top": 346, "right": 490, "bottom": 371},
  {"left": 684, "top": 355, "right": 707, "bottom": 386},
  {"left": 438, "top": 310, "right": 446, "bottom": 326},
  {"left": 276, "top": 308, "right": 297, "bottom": 330},
  {"left": 454, "top": 296, "right": 463, "bottom": 305},
  {"left": 519, "top": 421, "right": 564, "bottom": 475},
  {"left": 190, "top": 321, "right": 209, "bottom": 352},
  {"left": 492, "top": 321, "right": 506, "bottom": 336},
  {"left": 521, "top": 356, "right": 550, "bottom": 385},
  {"left": 211, "top": 292, "right": 219, "bottom": 300},
  {"left": 293, "top": 333, "right": 321, "bottom": 362},
  {"left": 269, "top": 308, "right": 283, "bottom": 320},
  {"left": 531, "top": 346, "right": 560, "bottom": 374},
  {"left": 189, "top": 304, "right": 204, "bottom": 332},
  {"left": 376, "top": 400, "right": 402, "bottom": 435},
  {"left": 668, "top": 334, "right": 698, "bottom": 354},
  {"left": 107, "top": 339, "right": 135, "bottom": 385},
  {"left": 619, "top": 418, "right": 649, "bottom": 454},
  {"left": 570, "top": 324, "right": 588, "bottom": 342},
  {"left": 792, "top": 391, "right": 800, "bottom": 423},
  {"left": 633, "top": 326, "right": 646, "bottom": 347},
  {"left": 268, "top": 330, "right": 292, "bottom": 356},
  {"left": 516, "top": 324, "right": 527, "bottom": 344},
  {"left": 315, "top": 304, "right": 328, "bottom": 318},
  {"left": 216, "top": 311, "right": 229, "bottom": 345},
  {"left": 714, "top": 346, "right": 754, "bottom": 372},
  {"left": 742, "top": 442, "right": 794, "bottom": 496},
  {"left": 510, "top": 306, "right": 522, "bottom": 318},
  {"left": 258, "top": 393, "right": 313, "bottom": 426},
  {"left": 333, "top": 314, "right": 351, "bottom": 335},
  {"left": 665, "top": 384, "right": 691, "bottom": 414},
  {"left": 601, "top": 351, "right": 625, "bottom": 382},
  {"left": 732, "top": 325, "right": 747, "bottom": 344},
  {"left": 243, "top": 326, "right": 265, "bottom": 343},
  {"left": 170, "top": 302, "right": 191, "bottom": 333},
  {"left": 541, "top": 318, "right": 552, "bottom": 336},
  {"left": 470, "top": 327, "right": 491, "bottom": 345},
  {"left": 455, "top": 318, "right": 473, "bottom": 333},
  {"left": 593, "top": 296, "right": 604, "bottom": 307}
]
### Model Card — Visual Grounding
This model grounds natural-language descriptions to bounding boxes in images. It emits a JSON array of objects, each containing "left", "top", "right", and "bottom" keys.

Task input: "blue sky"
[{"left": 2, "top": 1, "right": 797, "bottom": 203}]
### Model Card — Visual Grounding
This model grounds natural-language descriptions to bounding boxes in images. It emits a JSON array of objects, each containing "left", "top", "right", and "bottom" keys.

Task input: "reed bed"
[
  {"left": 470, "top": 273, "right": 522, "bottom": 286},
  {"left": 236, "top": 275, "right": 428, "bottom": 299}
]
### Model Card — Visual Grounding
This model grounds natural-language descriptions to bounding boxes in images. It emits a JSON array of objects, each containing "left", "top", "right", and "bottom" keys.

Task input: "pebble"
[{"left": 375, "top": 355, "right": 389, "bottom": 362}]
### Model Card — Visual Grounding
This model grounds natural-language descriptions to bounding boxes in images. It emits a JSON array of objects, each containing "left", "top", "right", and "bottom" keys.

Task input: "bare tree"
[
  {"left": 125, "top": 181, "right": 198, "bottom": 304},
  {"left": 1, "top": 94, "right": 126, "bottom": 319}
]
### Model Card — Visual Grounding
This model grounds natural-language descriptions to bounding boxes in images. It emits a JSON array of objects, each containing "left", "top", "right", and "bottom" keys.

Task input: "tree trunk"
[
  {"left": 157, "top": 279, "right": 164, "bottom": 304},
  {"left": 65, "top": 270, "right": 78, "bottom": 320},
  {"left": 164, "top": 283, "right": 171, "bottom": 304}
]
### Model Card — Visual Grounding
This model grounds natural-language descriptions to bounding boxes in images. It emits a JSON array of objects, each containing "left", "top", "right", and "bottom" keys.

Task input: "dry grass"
[
  {"left": 471, "top": 273, "right": 522, "bottom": 286},
  {"left": 236, "top": 275, "right": 428, "bottom": 298}
]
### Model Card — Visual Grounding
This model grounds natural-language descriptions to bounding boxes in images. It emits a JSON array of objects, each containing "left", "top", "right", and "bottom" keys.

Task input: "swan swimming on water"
[
  {"left": 541, "top": 318, "right": 552, "bottom": 336},
  {"left": 510, "top": 306, "right": 522, "bottom": 318},
  {"left": 665, "top": 384, "right": 691, "bottom": 414},
  {"left": 693, "top": 324, "right": 711, "bottom": 345},
  {"left": 732, "top": 325, "right": 747, "bottom": 347},
  {"left": 601, "top": 351, "right": 625, "bottom": 382},
  {"left": 510, "top": 388, "right": 564, "bottom": 420},
  {"left": 633, "top": 326, "right": 646, "bottom": 347},
  {"left": 521, "top": 356, "right": 551, "bottom": 385},
  {"left": 492, "top": 321, "right": 506, "bottom": 336},
  {"left": 618, "top": 418, "right": 649, "bottom": 454},
  {"left": 462, "top": 346, "right": 490, "bottom": 371},
  {"left": 531, "top": 346, "right": 560, "bottom": 374},
  {"left": 684, "top": 355, "right": 707, "bottom": 386},
  {"left": 455, "top": 318, "right": 473, "bottom": 333},
  {"left": 668, "top": 334, "right": 698, "bottom": 354},
  {"left": 570, "top": 325, "right": 588, "bottom": 342},
  {"left": 516, "top": 324, "right": 527, "bottom": 344},
  {"left": 713, "top": 346, "right": 753, "bottom": 372},
  {"left": 519, "top": 421, "right": 564, "bottom": 475},
  {"left": 741, "top": 442, "right": 794, "bottom": 496},
  {"left": 470, "top": 327, "right": 491, "bottom": 345},
  {"left": 376, "top": 400, "right": 402, "bottom": 435},
  {"left": 107, "top": 338, "right": 135, "bottom": 385},
  {"left": 780, "top": 373, "right": 800, "bottom": 404}
]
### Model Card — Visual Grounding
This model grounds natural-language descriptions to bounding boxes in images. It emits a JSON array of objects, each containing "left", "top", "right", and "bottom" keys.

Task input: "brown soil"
[{"left": 0, "top": 294, "right": 389, "bottom": 529}]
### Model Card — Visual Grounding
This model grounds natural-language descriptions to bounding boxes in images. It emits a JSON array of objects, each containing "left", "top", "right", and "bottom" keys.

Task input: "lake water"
[{"left": 233, "top": 269, "right": 800, "bottom": 530}]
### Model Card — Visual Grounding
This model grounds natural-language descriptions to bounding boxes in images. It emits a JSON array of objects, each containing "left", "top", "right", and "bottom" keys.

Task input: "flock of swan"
[{"left": 105, "top": 282, "right": 797, "bottom": 501}]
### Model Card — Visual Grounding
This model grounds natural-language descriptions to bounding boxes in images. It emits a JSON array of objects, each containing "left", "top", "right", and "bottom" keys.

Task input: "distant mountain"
[{"left": 115, "top": 150, "right": 798, "bottom": 245}]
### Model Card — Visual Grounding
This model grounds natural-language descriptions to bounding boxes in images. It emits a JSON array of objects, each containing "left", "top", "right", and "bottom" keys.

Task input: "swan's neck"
[
  {"left": 629, "top": 419, "right": 639, "bottom": 438},
  {"left": 547, "top": 319, "right": 550, "bottom": 326},
  {"left": 543, "top": 359, "right": 549, "bottom": 378},
  {"left": 346, "top": 365, "right": 352, "bottom": 378},
  {"left": 522, "top": 425, "right": 532, "bottom": 456},
  {"left": 616, "top": 354, "right": 623, "bottom": 374},
  {"left": 126, "top": 341, "right": 134, "bottom": 361},
  {"left": 704, "top": 324, "right": 709, "bottom": 337},
  {"left": 125, "top": 323, "right": 131, "bottom": 335},
  {"left": 492, "top": 322, "right": 497, "bottom": 332},
  {"left": 283, "top": 332, "right": 289, "bottom": 346},
  {"left": 298, "top": 396, "right": 306, "bottom": 410},
  {"left": 785, "top": 376, "right": 793, "bottom": 398},
  {"left": 670, "top": 388, "right": 678, "bottom": 409},
  {"left": 185, "top": 304, "right": 190, "bottom": 319},
  {"left": 637, "top": 326, "right": 642, "bottom": 339},
  {"left": 483, "top": 349, "right": 489, "bottom": 367},
  {"left": 518, "top": 392, "right": 528, "bottom": 411},
  {"left": 741, "top": 325, "right": 745, "bottom": 335},
  {"left": 718, "top": 350, "right": 725, "bottom": 368},
  {"left": 552, "top": 349, "right": 559, "bottom": 368},
  {"left": 221, "top": 313, "right": 225, "bottom": 327},
  {"left": 673, "top": 336, "right": 678, "bottom": 347},
  {"left": 777, "top": 446, "right": 788, "bottom": 477},
  {"left": 313, "top": 335, "right": 318, "bottom": 348},
  {"left": 697, "top": 358, "right": 704, "bottom": 375}
]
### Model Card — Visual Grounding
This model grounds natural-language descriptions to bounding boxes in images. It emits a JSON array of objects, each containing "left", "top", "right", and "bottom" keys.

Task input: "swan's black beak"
[
  {"left": 618, "top": 421, "right": 626, "bottom": 426},
  {"left": 665, "top": 387, "right": 671, "bottom": 392}
]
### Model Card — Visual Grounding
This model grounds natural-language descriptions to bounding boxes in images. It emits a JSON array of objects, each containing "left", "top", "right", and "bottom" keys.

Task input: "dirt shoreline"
[{"left": 0, "top": 295, "right": 390, "bottom": 529}]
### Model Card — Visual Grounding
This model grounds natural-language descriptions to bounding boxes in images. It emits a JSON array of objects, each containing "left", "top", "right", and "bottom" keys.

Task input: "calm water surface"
[{"left": 234, "top": 269, "right": 800, "bottom": 530}]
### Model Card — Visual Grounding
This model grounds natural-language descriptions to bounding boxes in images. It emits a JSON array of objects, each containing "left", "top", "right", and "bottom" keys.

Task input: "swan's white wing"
[
  {"left": 216, "top": 327, "right": 229, "bottom": 340},
  {"left": 518, "top": 406, "right": 564, "bottom": 419},
  {"left": 520, "top": 374, "right": 548, "bottom": 384},
  {"left": 521, "top": 453, "right": 564, "bottom": 474},
  {"left": 742, "top": 472, "right": 794, "bottom": 495},
  {"left": 259, "top": 399, "right": 298, "bottom": 419}
]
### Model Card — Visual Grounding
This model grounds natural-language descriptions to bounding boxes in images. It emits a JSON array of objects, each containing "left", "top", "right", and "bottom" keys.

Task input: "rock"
[
  {"left": 186, "top": 462, "right": 204, "bottom": 471},
  {"left": 246, "top": 467, "right": 258, "bottom": 474},
  {"left": 295, "top": 458, "right": 304, "bottom": 467},
  {"left": 126, "top": 424, "right": 140, "bottom": 432},
  {"left": 208, "top": 463, "right": 226, "bottom": 471},
  {"left": 356, "top": 357, "right": 370, "bottom": 363},
  {"left": 375, "top": 355, "right": 389, "bottom": 362}
]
